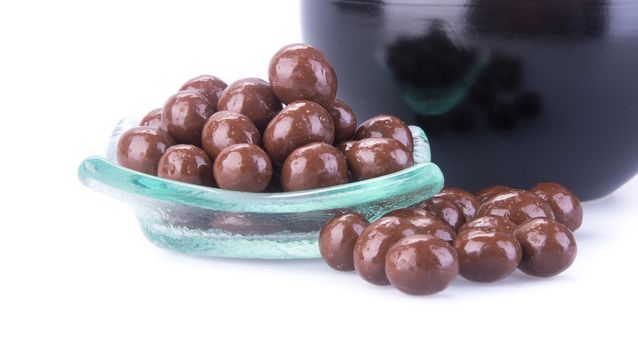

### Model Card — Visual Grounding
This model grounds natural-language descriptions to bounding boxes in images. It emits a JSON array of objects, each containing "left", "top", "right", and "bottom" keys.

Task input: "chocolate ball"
[
  {"left": 328, "top": 99, "right": 356, "bottom": 144},
  {"left": 213, "top": 144, "right": 272, "bottom": 192},
  {"left": 385, "top": 208, "right": 456, "bottom": 243},
  {"left": 201, "top": 111, "right": 261, "bottom": 159},
  {"left": 116, "top": 126, "right": 175, "bottom": 175},
  {"left": 414, "top": 197, "right": 465, "bottom": 232},
  {"left": 161, "top": 90, "right": 215, "bottom": 146},
  {"left": 433, "top": 188, "right": 479, "bottom": 222},
  {"left": 139, "top": 108, "right": 163, "bottom": 129},
  {"left": 157, "top": 145, "right": 215, "bottom": 187},
  {"left": 459, "top": 215, "right": 517, "bottom": 234},
  {"left": 531, "top": 182, "right": 583, "bottom": 231},
  {"left": 337, "top": 140, "right": 357, "bottom": 155},
  {"left": 514, "top": 218, "right": 577, "bottom": 277},
  {"left": 385, "top": 235, "right": 459, "bottom": 295},
  {"left": 268, "top": 43, "right": 337, "bottom": 107},
  {"left": 478, "top": 190, "right": 554, "bottom": 225},
  {"left": 355, "top": 114, "right": 414, "bottom": 152},
  {"left": 263, "top": 100, "right": 335, "bottom": 164},
  {"left": 353, "top": 217, "right": 418, "bottom": 285},
  {"left": 475, "top": 185, "right": 512, "bottom": 204},
  {"left": 453, "top": 229, "right": 522, "bottom": 282},
  {"left": 281, "top": 143, "right": 348, "bottom": 192},
  {"left": 346, "top": 138, "right": 414, "bottom": 181},
  {"left": 179, "top": 75, "right": 227, "bottom": 106},
  {"left": 217, "top": 78, "right": 282, "bottom": 131},
  {"left": 319, "top": 213, "right": 370, "bottom": 271}
]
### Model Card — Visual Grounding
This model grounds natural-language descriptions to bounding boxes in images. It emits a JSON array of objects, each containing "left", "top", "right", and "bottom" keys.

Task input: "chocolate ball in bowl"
[
  {"left": 161, "top": 90, "right": 215, "bottom": 146},
  {"left": 414, "top": 197, "right": 465, "bottom": 232},
  {"left": 346, "top": 138, "right": 413, "bottom": 181},
  {"left": 531, "top": 182, "right": 583, "bottom": 231},
  {"left": 213, "top": 144, "right": 272, "bottom": 192},
  {"left": 179, "top": 75, "right": 227, "bottom": 107},
  {"left": 355, "top": 114, "right": 414, "bottom": 152},
  {"left": 263, "top": 100, "right": 335, "bottom": 164},
  {"left": 478, "top": 190, "right": 554, "bottom": 225},
  {"left": 116, "top": 126, "right": 175, "bottom": 175},
  {"left": 157, "top": 145, "right": 215, "bottom": 187},
  {"left": 281, "top": 143, "right": 348, "bottom": 192},
  {"left": 514, "top": 218, "right": 577, "bottom": 277},
  {"left": 139, "top": 108, "right": 163, "bottom": 129},
  {"left": 217, "top": 78, "right": 282, "bottom": 131},
  {"left": 328, "top": 99, "right": 357, "bottom": 144},
  {"left": 319, "top": 213, "right": 370, "bottom": 271},
  {"left": 201, "top": 111, "right": 261, "bottom": 159},
  {"left": 433, "top": 188, "right": 479, "bottom": 222},
  {"left": 268, "top": 43, "right": 337, "bottom": 107},
  {"left": 453, "top": 229, "right": 522, "bottom": 282}
]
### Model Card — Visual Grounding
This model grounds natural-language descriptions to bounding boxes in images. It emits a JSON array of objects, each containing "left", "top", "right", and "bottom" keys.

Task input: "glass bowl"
[{"left": 78, "top": 117, "right": 444, "bottom": 259}]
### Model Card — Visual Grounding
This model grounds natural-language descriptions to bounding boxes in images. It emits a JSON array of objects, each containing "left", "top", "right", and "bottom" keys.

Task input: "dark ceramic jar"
[{"left": 302, "top": 0, "right": 638, "bottom": 200}]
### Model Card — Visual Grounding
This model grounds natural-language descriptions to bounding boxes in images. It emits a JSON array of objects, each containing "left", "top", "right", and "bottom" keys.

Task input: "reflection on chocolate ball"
[
  {"left": 319, "top": 213, "right": 370, "bottom": 271},
  {"left": 263, "top": 100, "right": 335, "bottom": 164},
  {"left": 157, "top": 145, "right": 215, "bottom": 187},
  {"left": 117, "top": 126, "right": 175, "bottom": 175},
  {"left": 514, "top": 218, "right": 577, "bottom": 277},
  {"left": 459, "top": 215, "right": 517, "bottom": 234},
  {"left": 268, "top": 43, "right": 337, "bottom": 107},
  {"left": 213, "top": 144, "right": 272, "bottom": 192},
  {"left": 201, "top": 111, "right": 261, "bottom": 159},
  {"left": 328, "top": 99, "right": 357, "bottom": 144},
  {"left": 475, "top": 185, "right": 513, "bottom": 204},
  {"left": 454, "top": 229, "right": 522, "bottom": 282},
  {"left": 346, "top": 138, "right": 413, "bottom": 181},
  {"left": 434, "top": 188, "right": 479, "bottom": 222},
  {"left": 179, "top": 75, "right": 227, "bottom": 107},
  {"left": 139, "top": 108, "right": 163, "bottom": 129},
  {"left": 281, "top": 143, "right": 348, "bottom": 192},
  {"left": 217, "top": 78, "right": 282, "bottom": 131},
  {"left": 337, "top": 140, "right": 357, "bottom": 155},
  {"left": 385, "top": 208, "right": 455, "bottom": 243},
  {"left": 161, "top": 90, "right": 215, "bottom": 146},
  {"left": 531, "top": 182, "right": 583, "bottom": 231},
  {"left": 478, "top": 189, "right": 554, "bottom": 225},
  {"left": 414, "top": 197, "right": 465, "bottom": 232},
  {"left": 355, "top": 114, "right": 414, "bottom": 152}
]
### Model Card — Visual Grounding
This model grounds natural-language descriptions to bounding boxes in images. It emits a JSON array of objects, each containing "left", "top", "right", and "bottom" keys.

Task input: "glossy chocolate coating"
[
  {"left": 453, "top": 229, "right": 522, "bottom": 282},
  {"left": 386, "top": 235, "right": 459, "bottom": 295},
  {"left": 514, "top": 218, "right": 577, "bottom": 277},
  {"left": 414, "top": 197, "right": 465, "bottom": 232},
  {"left": 263, "top": 100, "right": 335, "bottom": 164},
  {"left": 157, "top": 145, "right": 215, "bottom": 187},
  {"left": 328, "top": 99, "right": 356, "bottom": 144},
  {"left": 354, "top": 114, "right": 414, "bottom": 152},
  {"left": 346, "top": 138, "right": 413, "bottom": 181},
  {"left": 217, "top": 78, "right": 282, "bottom": 131},
  {"left": 459, "top": 215, "right": 517, "bottom": 234},
  {"left": 337, "top": 140, "right": 357, "bottom": 155},
  {"left": 179, "top": 75, "right": 227, "bottom": 106},
  {"left": 476, "top": 185, "right": 513, "bottom": 204},
  {"left": 201, "top": 111, "right": 261, "bottom": 159},
  {"left": 353, "top": 217, "right": 418, "bottom": 285},
  {"left": 116, "top": 126, "right": 175, "bottom": 175},
  {"left": 139, "top": 108, "right": 163, "bottom": 129},
  {"left": 281, "top": 142, "right": 348, "bottom": 192},
  {"left": 433, "top": 188, "right": 479, "bottom": 222},
  {"left": 319, "top": 213, "right": 370, "bottom": 271},
  {"left": 479, "top": 190, "right": 554, "bottom": 225},
  {"left": 161, "top": 90, "right": 215, "bottom": 146},
  {"left": 386, "top": 208, "right": 456, "bottom": 243},
  {"left": 531, "top": 182, "right": 583, "bottom": 231},
  {"left": 213, "top": 144, "right": 272, "bottom": 192},
  {"left": 268, "top": 43, "right": 337, "bottom": 107}
]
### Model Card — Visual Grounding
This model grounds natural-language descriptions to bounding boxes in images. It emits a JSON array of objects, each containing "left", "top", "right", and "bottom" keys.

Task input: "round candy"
[
  {"left": 433, "top": 188, "right": 479, "bottom": 222},
  {"left": 385, "top": 235, "right": 459, "bottom": 295},
  {"left": 414, "top": 197, "right": 465, "bottom": 232},
  {"left": 179, "top": 75, "right": 227, "bottom": 106},
  {"left": 385, "top": 208, "right": 456, "bottom": 243},
  {"left": 157, "top": 145, "right": 215, "bottom": 187},
  {"left": 139, "top": 108, "right": 163, "bottom": 129},
  {"left": 328, "top": 99, "right": 357, "bottom": 144},
  {"left": 217, "top": 78, "right": 282, "bottom": 131},
  {"left": 268, "top": 43, "right": 337, "bottom": 107},
  {"left": 476, "top": 185, "right": 512, "bottom": 204},
  {"left": 353, "top": 217, "right": 418, "bottom": 285},
  {"left": 116, "top": 126, "right": 175, "bottom": 175},
  {"left": 459, "top": 215, "right": 517, "bottom": 234},
  {"left": 281, "top": 143, "right": 348, "bottom": 192},
  {"left": 514, "top": 218, "right": 577, "bottom": 277},
  {"left": 319, "top": 213, "right": 370, "bottom": 271},
  {"left": 161, "top": 90, "right": 215, "bottom": 146},
  {"left": 263, "top": 100, "right": 335, "bottom": 164},
  {"left": 346, "top": 138, "right": 413, "bottom": 181},
  {"left": 336, "top": 140, "right": 357, "bottom": 155},
  {"left": 213, "top": 144, "right": 272, "bottom": 192},
  {"left": 453, "top": 229, "right": 522, "bottom": 282},
  {"left": 478, "top": 190, "right": 554, "bottom": 225},
  {"left": 531, "top": 182, "right": 583, "bottom": 231},
  {"left": 355, "top": 114, "right": 414, "bottom": 152},
  {"left": 201, "top": 111, "right": 261, "bottom": 159}
]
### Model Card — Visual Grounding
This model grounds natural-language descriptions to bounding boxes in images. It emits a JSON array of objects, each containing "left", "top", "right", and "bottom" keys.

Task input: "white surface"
[{"left": 1, "top": 1, "right": 637, "bottom": 349}]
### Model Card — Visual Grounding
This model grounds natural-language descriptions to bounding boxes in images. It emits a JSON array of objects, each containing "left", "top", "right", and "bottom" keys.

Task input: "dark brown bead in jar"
[
  {"left": 281, "top": 143, "right": 348, "bottom": 192},
  {"left": 213, "top": 144, "right": 272, "bottom": 192},
  {"left": 354, "top": 114, "right": 414, "bottom": 152},
  {"left": 217, "top": 78, "right": 282, "bottom": 131},
  {"left": 116, "top": 126, "right": 175, "bottom": 176},
  {"left": 201, "top": 111, "right": 261, "bottom": 159},
  {"left": 157, "top": 145, "right": 215, "bottom": 187},
  {"left": 346, "top": 138, "right": 413, "bottom": 181}
]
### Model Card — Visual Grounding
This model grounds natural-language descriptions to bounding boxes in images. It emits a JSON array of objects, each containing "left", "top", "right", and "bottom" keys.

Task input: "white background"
[{"left": 1, "top": 1, "right": 637, "bottom": 349}]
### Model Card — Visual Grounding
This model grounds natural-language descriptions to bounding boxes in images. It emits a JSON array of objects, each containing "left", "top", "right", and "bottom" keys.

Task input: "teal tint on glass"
[{"left": 78, "top": 118, "right": 444, "bottom": 259}]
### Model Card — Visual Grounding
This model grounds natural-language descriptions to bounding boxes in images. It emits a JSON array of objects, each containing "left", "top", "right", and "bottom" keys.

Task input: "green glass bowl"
[{"left": 78, "top": 117, "right": 444, "bottom": 259}]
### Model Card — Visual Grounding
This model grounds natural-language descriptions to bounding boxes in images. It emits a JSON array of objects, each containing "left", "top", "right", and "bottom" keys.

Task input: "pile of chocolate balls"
[
  {"left": 319, "top": 183, "right": 582, "bottom": 295},
  {"left": 117, "top": 44, "right": 415, "bottom": 192}
]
